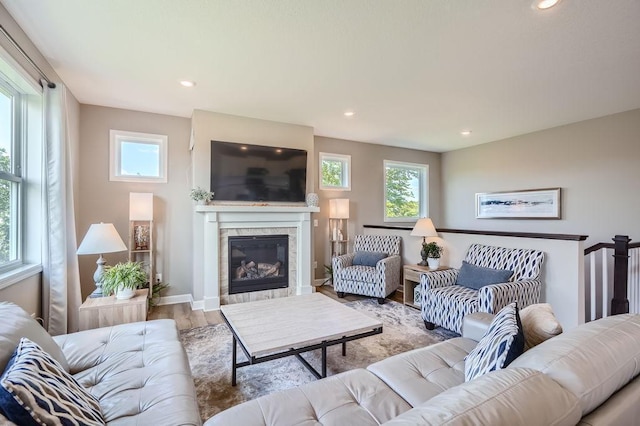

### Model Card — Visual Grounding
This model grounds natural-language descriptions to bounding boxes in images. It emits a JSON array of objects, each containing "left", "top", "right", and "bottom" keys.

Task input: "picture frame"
[{"left": 475, "top": 188, "right": 561, "bottom": 219}]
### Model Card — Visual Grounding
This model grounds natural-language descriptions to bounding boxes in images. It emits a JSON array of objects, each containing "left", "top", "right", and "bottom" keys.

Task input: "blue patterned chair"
[
  {"left": 332, "top": 235, "right": 402, "bottom": 304},
  {"left": 420, "top": 244, "right": 545, "bottom": 333}
]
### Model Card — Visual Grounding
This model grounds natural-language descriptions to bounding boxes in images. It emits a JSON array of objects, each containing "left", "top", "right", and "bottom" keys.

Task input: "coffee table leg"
[
  {"left": 342, "top": 341, "right": 346, "bottom": 356},
  {"left": 232, "top": 335, "right": 237, "bottom": 386},
  {"left": 322, "top": 345, "right": 327, "bottom": 377}
]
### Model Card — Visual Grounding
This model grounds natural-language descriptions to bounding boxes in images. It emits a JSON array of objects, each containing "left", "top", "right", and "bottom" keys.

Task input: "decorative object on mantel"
[
  {"left": 77, "top": 223, "right": 128, "bottom": 298},
  {"left": 410, "top": 217, "right": 438, "bottom": 266},
  {"left": 306, "top": 192, "right": 319, "bottom": 207},
  {"left": 476, "top": 188, "right": 561, "bottom": 219},
  {"left": 329, "top": 199, "right": 349, "bottom": 257},
  {"left": 423, "top": 241, "right": 443, "bottom": 270},
  {"left": 101, "top": 261, "right": 148, "bottom": 300},
  {"left": 190, "top": 186, "right": 214, "bottom": 205}
]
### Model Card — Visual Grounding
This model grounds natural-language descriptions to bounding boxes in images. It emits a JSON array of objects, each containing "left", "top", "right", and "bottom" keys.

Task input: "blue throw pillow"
[
  {"left": 0, "top": 338, "right": 104, "bottom": 426},
  {"left": 464, "top": 302, "right": 524, "bottom": 381},
  {"left": 353, "top": 251, "right": 388, "bottom": 267},
  {"left": 456, "top": 261, "right": 513, "bottom": 290}
]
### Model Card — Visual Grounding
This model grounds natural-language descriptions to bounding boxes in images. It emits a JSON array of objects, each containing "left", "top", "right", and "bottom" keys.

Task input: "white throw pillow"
[{"left": 520, "top": 303, "right": 563, "bottom": 350}]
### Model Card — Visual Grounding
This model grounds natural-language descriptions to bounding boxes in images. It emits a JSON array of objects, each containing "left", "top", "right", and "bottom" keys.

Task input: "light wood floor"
[{"left": 148, "top": 285, "right": 403, "bottom": 331}]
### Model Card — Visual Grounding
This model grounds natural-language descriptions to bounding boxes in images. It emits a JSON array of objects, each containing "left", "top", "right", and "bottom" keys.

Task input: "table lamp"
[
  {"left": 410, "top": 218, "right": 438, "bottom": 266},
  {"left": 77, "top": 223, "right": 127, "bottom": 298}
]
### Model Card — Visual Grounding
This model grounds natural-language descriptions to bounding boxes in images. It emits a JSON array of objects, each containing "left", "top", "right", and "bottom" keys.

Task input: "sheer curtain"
[{"left": 42, "top": 82, "right": 82, "bottom": 335}]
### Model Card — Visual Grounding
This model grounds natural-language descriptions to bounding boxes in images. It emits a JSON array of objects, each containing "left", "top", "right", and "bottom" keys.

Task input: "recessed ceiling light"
[
  {"left": 344, "top": 111, "right": 355, "bottom": 117},
  {"left": 534, "top": 0, "right": 560, "bottom": 10},
  {"left": 461, "top": 130, "right": 472, "bottom": 136},
  {"left": 179, "top": 80, "right": 196, "bottom": 87}
]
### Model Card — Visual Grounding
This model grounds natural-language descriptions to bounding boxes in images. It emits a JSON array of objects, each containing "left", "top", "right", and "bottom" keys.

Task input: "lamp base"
[{"left": 89, "top": 287, "right": 103, "bottom": 298}]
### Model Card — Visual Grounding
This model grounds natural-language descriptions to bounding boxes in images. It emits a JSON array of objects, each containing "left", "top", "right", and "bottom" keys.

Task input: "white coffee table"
[{"left": 220, "top": 293, "right": 383, "bottom": 385}]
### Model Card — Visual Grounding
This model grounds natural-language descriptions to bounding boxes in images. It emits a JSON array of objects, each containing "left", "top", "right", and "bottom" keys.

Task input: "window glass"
[
  {"left": 319, "top": 152, "right": 351, "bottom": 191},
  {"left": 0, "top": 90, "right": 11, "bottom": 173},
  {"left": 384, "top": 160, "right": 428, "bottom": 222},
  {"left": 120, "top": 141, "right": 160, "bottom": 177}
]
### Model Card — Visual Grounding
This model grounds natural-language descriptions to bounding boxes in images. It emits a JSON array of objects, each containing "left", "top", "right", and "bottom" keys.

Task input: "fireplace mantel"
[{"left": 192, "top": 204, "right": 320, "bottom": 311}]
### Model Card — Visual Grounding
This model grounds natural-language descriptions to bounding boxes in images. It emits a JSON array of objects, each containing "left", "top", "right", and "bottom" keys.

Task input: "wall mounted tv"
[{"left": 210, "top": 140, "right": 307, "bottom": 202}]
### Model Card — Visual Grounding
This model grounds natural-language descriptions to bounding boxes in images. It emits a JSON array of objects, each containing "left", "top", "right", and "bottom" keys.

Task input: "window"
[
  {"left": 319, "top": 152, "right": 351, "bottom": 191},
  {"left": 0, "top": 77, "right": 23, "bottom": 270},
  {"left": 384, "top": 160, "right": 428, "bottom": 222},
  {"left": 109, "top": 130, "right": 168, "bottom": 183}
]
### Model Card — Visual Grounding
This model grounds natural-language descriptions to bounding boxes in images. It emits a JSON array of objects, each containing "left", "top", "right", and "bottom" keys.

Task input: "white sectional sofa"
[
  {"left": 0, "top": 302, "right": 201, "bottom": 425},
  {"left": 206, "top": 313, "right": 640, "bottom": 425}
]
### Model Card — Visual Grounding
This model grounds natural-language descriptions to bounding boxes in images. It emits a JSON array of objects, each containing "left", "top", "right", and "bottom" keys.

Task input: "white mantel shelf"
[{"left": 192, "top": 203, "right": 320, "bottom": 311}]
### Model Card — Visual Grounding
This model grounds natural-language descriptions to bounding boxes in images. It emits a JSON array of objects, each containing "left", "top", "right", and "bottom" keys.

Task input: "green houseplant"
[
  {"left": 102, "top": 261, "right": 148, "bottom": 300},
  {"left": 190, "top": 187, "right": 214, "bottom": 204},
  {"left": 423, "top": 241, "right": 443, "bottom": 270}
]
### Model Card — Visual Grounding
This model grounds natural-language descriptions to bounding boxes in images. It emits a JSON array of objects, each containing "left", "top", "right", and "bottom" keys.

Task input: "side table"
[
  {"left": 78, "top": 289, "right": 148, "bottom": 331},
  {"left": 403, "top": 264, "right": 450, "bottom": 309}
]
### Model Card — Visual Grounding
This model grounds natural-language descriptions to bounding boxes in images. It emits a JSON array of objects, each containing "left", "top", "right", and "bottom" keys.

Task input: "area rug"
[{"left": 180, "top": 299, "right": 458, "bottom": 421}]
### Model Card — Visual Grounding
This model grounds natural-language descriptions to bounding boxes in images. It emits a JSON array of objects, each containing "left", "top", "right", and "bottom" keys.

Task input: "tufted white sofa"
[{"left": 0, "top": 302, "right": 201, "bottom": 425}]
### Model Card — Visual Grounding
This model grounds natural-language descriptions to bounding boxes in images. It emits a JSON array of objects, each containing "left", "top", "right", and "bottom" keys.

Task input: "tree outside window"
[
  {"left": 319, "top": 152, "right": 351, "bottom": 191},
  {"left": 384, "top": 160, "right": 428, "bottom": 222}
]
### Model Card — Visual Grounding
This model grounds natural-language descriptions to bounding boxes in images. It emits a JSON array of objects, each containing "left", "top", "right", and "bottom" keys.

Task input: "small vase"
[
  {"left": 427, "top": 258, "right": 440, "bottom": 270},
  {"left": 306, "top": 193, "right": 319, "bottom": 207}
]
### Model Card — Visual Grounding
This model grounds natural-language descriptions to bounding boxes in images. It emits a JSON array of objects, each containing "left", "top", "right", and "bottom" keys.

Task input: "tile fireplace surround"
[{"left": 193, "top": 205, "right": 320, "bottom": 311}]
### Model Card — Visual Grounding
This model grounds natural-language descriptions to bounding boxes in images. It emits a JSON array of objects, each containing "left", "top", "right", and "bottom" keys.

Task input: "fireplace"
[{"left": 228, "top": 235, "right": 289, "bottom": 294}]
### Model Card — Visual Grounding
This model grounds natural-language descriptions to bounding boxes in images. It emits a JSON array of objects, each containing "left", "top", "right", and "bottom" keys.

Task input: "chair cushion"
[
  {"left": 0, "top": 338, "right": 104, "bottom": 425},
  {"left": 519, "top": 303, "right": 563, "bottom": 350},
  {"left": 339, "top": 265, "right": 378, "bottom": 284},
  {"left": 353, "top": 251, "right": 387, "bottom": 267},
  {"left": 464, "top": 302, "right": 524, "bottom": 381},
  {"left": 456, "top": 261, "right": 513, "bottom": 290}
]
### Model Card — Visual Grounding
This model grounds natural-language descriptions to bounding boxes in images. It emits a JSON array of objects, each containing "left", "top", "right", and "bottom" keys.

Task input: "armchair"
[
  {"left": 332, "top": 235, "right": 402, "bottom": 304},
  {"left": 420, "top": 244, "right": 544, "bottom": 333}
]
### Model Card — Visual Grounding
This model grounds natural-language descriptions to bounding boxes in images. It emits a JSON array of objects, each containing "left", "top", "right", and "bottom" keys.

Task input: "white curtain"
[{"left": 42, "top": 83, "right": 82, "bottom": 335}]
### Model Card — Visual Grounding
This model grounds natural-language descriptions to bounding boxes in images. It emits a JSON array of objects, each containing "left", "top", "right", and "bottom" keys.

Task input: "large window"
[
  {"left": 0, "top": 78, "right": 23, "bottom": 270},
  {"left": 319, "top": 152, "right": 351, "bottom": 191},
  {"left": 384, "top": 160, "right": 428, "bottom": 222}
]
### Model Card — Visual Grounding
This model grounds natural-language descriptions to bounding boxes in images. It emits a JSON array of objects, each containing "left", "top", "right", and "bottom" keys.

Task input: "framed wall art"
[{"left": 475, "top": 188, "right": 561, "bottom": 219}]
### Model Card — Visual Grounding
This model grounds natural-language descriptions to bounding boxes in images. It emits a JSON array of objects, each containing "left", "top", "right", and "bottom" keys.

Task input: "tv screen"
[{"left": 210, "top": 140, "right": 307, "bottom": 202}]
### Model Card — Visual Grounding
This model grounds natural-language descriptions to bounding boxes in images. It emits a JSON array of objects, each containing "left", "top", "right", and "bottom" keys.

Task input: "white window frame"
[
  {"left": 109, "top": 130, "right": 168, "bottom": 183},
  {"left": 383, "top": 160, "right": 428, "bottom": 222},
  {"left": 319, "top": 152, "right": 351, "bottom": 191}
]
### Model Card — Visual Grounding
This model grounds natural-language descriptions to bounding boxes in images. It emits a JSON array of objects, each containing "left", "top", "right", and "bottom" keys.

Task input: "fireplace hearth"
[{"left": 228, "top": 235, "right": 289, "bottom": 294}]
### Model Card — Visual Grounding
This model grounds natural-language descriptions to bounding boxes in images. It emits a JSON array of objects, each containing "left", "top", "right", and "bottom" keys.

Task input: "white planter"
[
  {"left": 115, "top": 286, "right": 136, "bottom": 300},
  {"left": 427, "top": 258, "right": 440, "bottom": 271}
]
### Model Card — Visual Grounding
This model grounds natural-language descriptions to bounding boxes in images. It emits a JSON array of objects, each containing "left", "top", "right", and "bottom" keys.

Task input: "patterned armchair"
[
  {"left": 420, "top": 244, "right": 545, "bottom": 333},
  {"left": 332, "top": 235, "right": 402, "bottom": 304}
]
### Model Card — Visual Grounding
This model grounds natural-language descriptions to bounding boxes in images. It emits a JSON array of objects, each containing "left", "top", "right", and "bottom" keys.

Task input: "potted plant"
[
  {"left": 102, "top": 261, "right": 148, "bottom": 300},
  {"left": 190, "top": 187, "right": 214, "bottom": 205},
  {"left": 423, "top": 241, "right": 443, "bottom": 270}
]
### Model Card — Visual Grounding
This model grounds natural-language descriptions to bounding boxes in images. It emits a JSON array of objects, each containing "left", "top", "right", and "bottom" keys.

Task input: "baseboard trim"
[
  {"left": 191, "top": 300, "right": 204, "bottom": 311},
  {"left": 156, "top": 294, "right": 193, "bottom": 306}
]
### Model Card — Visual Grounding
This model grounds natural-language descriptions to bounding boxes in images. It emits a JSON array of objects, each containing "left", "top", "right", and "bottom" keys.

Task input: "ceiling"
[{"left": 2, "top": 0, "right": 639, "bottom": 152}]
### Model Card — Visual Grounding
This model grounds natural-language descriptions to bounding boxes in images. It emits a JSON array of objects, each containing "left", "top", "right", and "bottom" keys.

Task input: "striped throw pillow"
[
  {"left": 0, "top": 338, "right": 104, "bottom": 425},
  {"left": 464, "top": 302, "right": 524, "bottom": 382}
]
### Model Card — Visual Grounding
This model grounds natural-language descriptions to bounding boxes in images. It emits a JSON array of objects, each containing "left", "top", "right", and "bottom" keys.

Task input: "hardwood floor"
[{"left": 148, "top": 285, "right": 404, "bottom": 331}]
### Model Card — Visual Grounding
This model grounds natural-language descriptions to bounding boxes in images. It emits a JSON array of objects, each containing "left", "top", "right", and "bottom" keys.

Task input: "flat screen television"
[{"left": 210, "top": 140, "right": 307, "bottom": 202}]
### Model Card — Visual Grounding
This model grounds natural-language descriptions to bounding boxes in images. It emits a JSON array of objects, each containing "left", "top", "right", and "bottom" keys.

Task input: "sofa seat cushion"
[
  {"left": 0, "top": 338, "right": 104, "bottom": 425},
  {"left": 510, "top": 313, "right": 640, "bottom": 417},
  {"left": 0, "top": 302, "right": 69, "bottom": 373},
  {"left": 367, "top": 337, "right": 476, "bottom": 407},
  {"left": 338, "top": 265, "right": 378, "bottom": 284},
  {"left": 204, "top": 368, "right": 411, "bottom": 426},
  {"left": 53, "top": 320, "right": 201, "bottom": 425},
  {"left": 383, "top": 368, "right": 581, "bottom": 426}
]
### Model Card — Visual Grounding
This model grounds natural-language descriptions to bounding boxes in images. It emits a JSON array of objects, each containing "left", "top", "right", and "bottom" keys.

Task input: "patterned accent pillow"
[
  {"left": 464, "top": 302, "right": 524, "bottom": 382},
  {"left": 520, "top": 303, "right": 563, "bottom": 350},
  {"left": 353, "top": 251, "right": 387, "bottom": 267},
  {"left": 0, "top": 338, "right": 104, "bottom": 426},
  {"left": 456, "top": 261, "right": 513, "bottom": 290}
]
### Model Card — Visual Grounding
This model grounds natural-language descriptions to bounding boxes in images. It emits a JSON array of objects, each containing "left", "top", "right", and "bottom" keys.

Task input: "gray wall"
[
  {"left": 313, "top": 136, "right": 442, "bottom": 278},
  {"left": 78, "top": 105, "right": 192, "bottom": 299},
  {"left": 441, "top": 108, "right": 640, "bottom": 246}
]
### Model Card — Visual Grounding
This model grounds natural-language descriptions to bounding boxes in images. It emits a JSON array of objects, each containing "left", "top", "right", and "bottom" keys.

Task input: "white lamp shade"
[
  {"left": 329, "top": 199, "right": 349, "bottom": 219},
  {"left": 77, "top": 223, "right": 127, "bottom": 255},
  {"left": 129, "top": 193, "right": 154, "bottom": 221},
  {"left": 410, "top": 218, "right": 438, "bottom": 237}
]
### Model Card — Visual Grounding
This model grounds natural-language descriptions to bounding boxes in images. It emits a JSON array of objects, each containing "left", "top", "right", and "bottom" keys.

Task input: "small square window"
[
  {"left": 109, "top": 130, "right": 167, "bottom": 183},
  {"left": 319, "top": 152, "right": 351, "bottom": 191}
]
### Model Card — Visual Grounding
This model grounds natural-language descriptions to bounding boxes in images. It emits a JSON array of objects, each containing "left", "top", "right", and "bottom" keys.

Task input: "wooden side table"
[
  {"left": 403, "top": 264, "right": 450, "bottom": 309},
  {"left": 78, "top": 289, "right": 148, "bottom": 331}
]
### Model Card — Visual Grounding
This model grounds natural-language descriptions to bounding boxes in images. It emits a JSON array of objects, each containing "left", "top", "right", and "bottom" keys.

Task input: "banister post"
[{"left": 611, "top": 235, "right": 631, "bottom": 315}]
